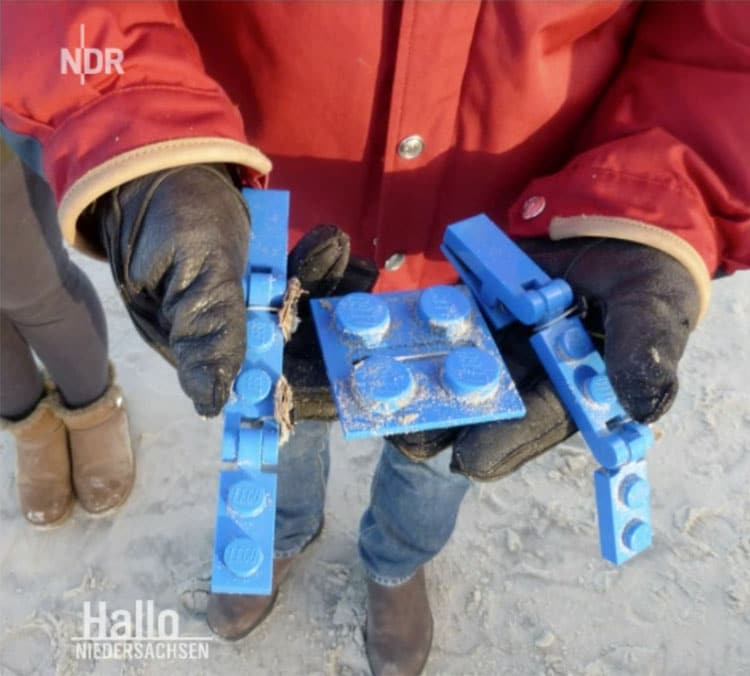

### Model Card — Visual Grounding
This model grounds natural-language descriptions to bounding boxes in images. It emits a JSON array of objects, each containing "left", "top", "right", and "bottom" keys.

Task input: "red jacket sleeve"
[
  {"left": 505, "top": 1, "right": 750, "bottom": 277},
  {"left": 0, "top": 0, "right": 269, "bottom": 250}
]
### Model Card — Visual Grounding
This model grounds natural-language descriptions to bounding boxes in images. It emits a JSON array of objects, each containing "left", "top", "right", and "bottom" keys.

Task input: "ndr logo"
[{"left": 60, "top": 24, "right": 124, "bottom": 85}]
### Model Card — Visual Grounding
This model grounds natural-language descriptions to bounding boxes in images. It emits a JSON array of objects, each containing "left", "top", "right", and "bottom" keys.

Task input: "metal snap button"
[
  {"left": 397, "top": 135, "right": 425, "bottom": 160},
  {"left": 521, "top": 195, "right": 546, "bottom": 220},
  {"left": 384, "top": 252, "right": 406, "bottom": 271}
]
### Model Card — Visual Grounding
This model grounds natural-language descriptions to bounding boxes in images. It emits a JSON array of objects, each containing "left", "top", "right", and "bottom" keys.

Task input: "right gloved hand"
[
  {"left": 95, "top": 164, "right": 250, "bottom": 417},
  {"left": 284, "top": 224, "right": 378, "bottom": 420}
]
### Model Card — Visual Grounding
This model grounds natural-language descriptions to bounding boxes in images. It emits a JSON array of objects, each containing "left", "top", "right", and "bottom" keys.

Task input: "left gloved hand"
[{"left": 390, "top": 237, "right": 701, "bottom": 479}]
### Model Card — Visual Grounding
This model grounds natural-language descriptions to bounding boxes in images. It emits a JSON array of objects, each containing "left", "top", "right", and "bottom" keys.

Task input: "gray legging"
[{"left": 0, "top": 154, "right": 109, "bottom": 419}]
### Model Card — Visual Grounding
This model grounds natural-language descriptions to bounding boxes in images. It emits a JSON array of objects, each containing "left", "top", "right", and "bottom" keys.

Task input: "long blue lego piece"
[
  {"left": 311, "top": 285, "right": 526, "bottom": 439},
  {"left": 211, "top": 189, "right": 290, "bottom": 595},
  {"left": 442, "top": 214, "right": 655, "bottom": 565},
  {"left": 530, "top": 319, "right": 654, "bottom": 563}
]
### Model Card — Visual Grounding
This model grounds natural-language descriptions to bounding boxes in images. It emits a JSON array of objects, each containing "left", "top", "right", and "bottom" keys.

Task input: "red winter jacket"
[{"left": 2, "top": 1, "right": 749, "bottom": 319}]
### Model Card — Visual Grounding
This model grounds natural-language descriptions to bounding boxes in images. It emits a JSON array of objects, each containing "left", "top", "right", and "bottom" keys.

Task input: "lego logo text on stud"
[
  {"left": 442, "top": 347, "right": 501, "bottom": 402},
  {"left": 334, "top": 293, "right": 391, "bottom": 347},
  {"left": 418, "top": 285, "right": 471, "bottom": 340},
  {"left": 224, "top": 537, "right": 264, "bottom": 578},
  {"left": 352, "top": 355, "right": 416, "bottom": 414},
  {"left": 227, "top": 480, "right": 268, "bottom": 519}
]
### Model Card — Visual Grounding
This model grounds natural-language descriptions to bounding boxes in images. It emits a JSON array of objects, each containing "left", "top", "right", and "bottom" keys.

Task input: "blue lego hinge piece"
[
  {"left": 211, "top": 188, "right": 290, "bottom": 595},
  {"left": 442, "top": 213, "right": 655, "bottom": 565},
  {"left": 530, "top": 319, "right": 655, "bottom": 565},
  {"left": 310, "top": 285, "right": 526, "bottom": 439},
  {"left": 442, "top": 215, "right": 573, "bottom": 330}
]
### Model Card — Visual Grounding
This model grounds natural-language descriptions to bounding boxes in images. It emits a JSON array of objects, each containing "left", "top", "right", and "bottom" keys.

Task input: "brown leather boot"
[
  {"left": 207, "top": 523, "right": 323, "bottom": 640},
  {"left": 365, "top": 567, "right": 434, "bottom": 676},
  {"left": 51, "top": 367, "right": 134, "bottom": 514},
  {"left": 1, "top": 396, "right": 74, "bottom": 527},
  {"left": 207, "top": 557, "right": 295, "bottom": 641}
]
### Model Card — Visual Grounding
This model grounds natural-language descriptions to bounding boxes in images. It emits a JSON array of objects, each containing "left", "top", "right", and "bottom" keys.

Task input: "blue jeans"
[{"left": 274, "top": 420, "right": 471, "bottom": 586}]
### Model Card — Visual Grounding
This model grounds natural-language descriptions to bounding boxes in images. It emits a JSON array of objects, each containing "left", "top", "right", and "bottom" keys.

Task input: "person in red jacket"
[{"left": 2, "top": 2, "right": 748, "bottom": 674}]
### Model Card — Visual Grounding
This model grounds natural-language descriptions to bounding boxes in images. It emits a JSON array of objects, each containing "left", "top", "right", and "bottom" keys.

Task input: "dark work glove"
[
  {"left": 450, "top": 237, "right": 701, "bottom": 480},
  {"left": 284, "top": 225, "right": 378, "bottom": 420},
  {"left": 95, "top": 164, "right": 250, "bottom": 417},
  {"left": 389, "top": 237, "right": 700, "bottom": 473}
]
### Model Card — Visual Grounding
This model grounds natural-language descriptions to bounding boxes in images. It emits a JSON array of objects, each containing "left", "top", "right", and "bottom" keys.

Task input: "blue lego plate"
[{"left": 311, "top": 285, "right": 526, "bottom": 439}]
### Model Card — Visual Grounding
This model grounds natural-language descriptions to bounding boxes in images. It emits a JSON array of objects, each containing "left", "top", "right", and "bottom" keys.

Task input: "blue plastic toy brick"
[
  {"left": 310, "top": 285, "right": 526, "bottom": 439},
  {"left": 530, "top": 320, "right": 654, "bottom": 564},
  {"left": 443, "top": 214, "right": 655, "bottom": 564},
  {"left": 442, "top": 216, "right": 573, "bottom": 330},
  {"left": 594, "top": 461, "right": 652, "bottom": 564},
  {"left": 211, "top": 189, "right": 290, "bottom": 595}
]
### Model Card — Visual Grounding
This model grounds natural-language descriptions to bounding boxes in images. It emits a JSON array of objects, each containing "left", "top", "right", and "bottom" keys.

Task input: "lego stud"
[
  {"left": 557, "top": 326, "right": 591, "bottom": 361},
  {"left": 442, "top": 347, "right": 501, "bottom": 401},
  {"left": 227, "top": 479, "right": 267, "bottom": 518},
  {"left": 352, "top": 355, "right": 415, "bottom": 414},
  {"left": 583, "top": 372, "right": 617, "bottom": 406},
  {"left": 417, "top": 285, "right": 471, "bottom": 340},
  {"left": 620, "top": 475, "right": 649, "bottom": 508},
  {"left": 247, "top": 315, "right": 276, "bottom": 354},
  {"left": 235, "top": 368, "right": 273, "bottom": 404},
  {"left": 620, "top": 421, "right": 654, "bottom": 463},
  {"left": 334, "top": 293, "right": 391, "bottom": 347},
  {"left": 573, "top": 365, "right": 614, "bottom": 408},
  {"left": 622, "top": 519, "right": 652, "bottom": 552},
  {"left": 592, "top": 434, "right": 631, "bottom": 469},
  {"left": 223, "top": 537, "right": 264, "bottom": 578}
]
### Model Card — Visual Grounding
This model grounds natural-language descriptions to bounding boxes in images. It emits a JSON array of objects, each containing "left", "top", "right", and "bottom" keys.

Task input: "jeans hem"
[
  {"left": 274, "top": 516, "right": 324, "bottom": 560},
  {"left": 274, "top": 547, "right": 302, "bottom": 560},
  {"left": 362, "top": 564, "right": 417, "bottom": 588}
]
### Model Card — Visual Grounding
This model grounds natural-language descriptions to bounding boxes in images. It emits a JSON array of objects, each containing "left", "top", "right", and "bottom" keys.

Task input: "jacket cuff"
[
  {"left": 550, "top": 215, "right": 711, "bottom": 322},
  {"left": 58, "top": 137, "right": 271, "bottom": 256}
]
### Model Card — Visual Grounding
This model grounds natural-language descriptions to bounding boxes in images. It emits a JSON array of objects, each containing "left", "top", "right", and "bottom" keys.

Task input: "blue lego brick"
[
  {"left": 529, "top": 319, "right": 654, "bottom": 470},
  {"left": 211, "top": 189, "right": 289, "bottom": 596},
  {"left": 211, "top": 468, "right": 277, "bottom": 594},
  {"left": 241, "top": 188, "right": 290, "bottom": 307},
  {"left": 310, "top": 284, "right": 526, "bottom": 439},
  {"left": 594, "top": 460, "right": 652, "bottom": 564},
  {"left": 442, "top": 215, "right": 573, "bottom": 329}
]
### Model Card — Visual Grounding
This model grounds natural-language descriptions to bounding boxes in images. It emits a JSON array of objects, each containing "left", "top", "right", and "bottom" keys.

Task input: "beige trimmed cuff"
[
  {"left": 550, "top": 215, "right": 711, "bottom": 322},
  {"left": 58, "top": 137, "right": 272, "bottom": 255}
]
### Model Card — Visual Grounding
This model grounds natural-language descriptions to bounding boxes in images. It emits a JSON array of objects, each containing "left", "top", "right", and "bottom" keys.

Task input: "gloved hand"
[
  {"left": 284, "top": 224, "right": 378, "bottom": 420},
  {"left": 95, "top": 164, "right": 250, "bottom": 417},
  {"left": 391, "top": 237, "right": 701, "bottom": 480}
]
